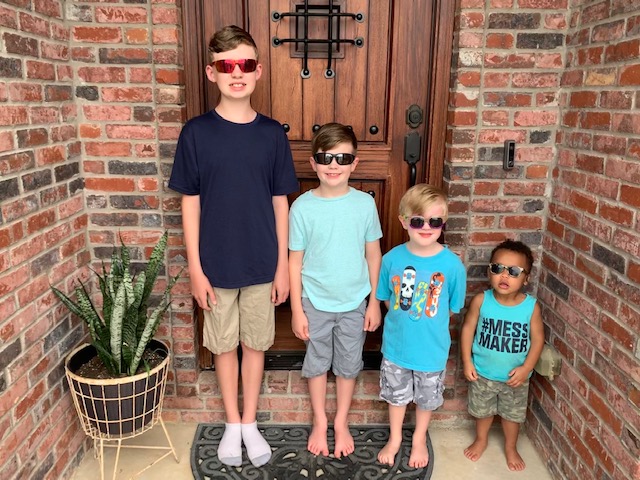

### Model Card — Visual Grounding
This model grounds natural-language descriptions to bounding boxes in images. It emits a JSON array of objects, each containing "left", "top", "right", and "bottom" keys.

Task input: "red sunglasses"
[{"left": 211, "top": 58, "right": 258, "bottom": 74}]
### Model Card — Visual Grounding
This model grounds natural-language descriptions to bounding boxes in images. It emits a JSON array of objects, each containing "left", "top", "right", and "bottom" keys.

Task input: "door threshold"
[{"left": 264, "top": 351, "right": 382, "bottom": 371}]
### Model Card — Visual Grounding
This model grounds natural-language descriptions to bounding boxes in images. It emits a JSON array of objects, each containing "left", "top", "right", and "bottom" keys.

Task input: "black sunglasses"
[
  {"left": 405, "top": 216, "right": 445, "bottom": 229},
  {"left": 313, "top": 153, "right": 356, "bottom": 165},
  {"left": 489, "top": 263, "right": 527, "bottom": 278}
]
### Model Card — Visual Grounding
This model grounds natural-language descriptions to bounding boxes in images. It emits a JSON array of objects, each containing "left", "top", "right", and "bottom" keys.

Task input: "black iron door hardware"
[
  {"left": 404, "top": 131, "right": 421, "bottom": 187},
  {"left": 271, "top": 1, "right": 365, "bottom": 79}
]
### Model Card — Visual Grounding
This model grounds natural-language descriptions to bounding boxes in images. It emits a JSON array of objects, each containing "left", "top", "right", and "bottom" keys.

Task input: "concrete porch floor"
[{"left": 71, "top": 422, "right": 553, "bottom": 480}]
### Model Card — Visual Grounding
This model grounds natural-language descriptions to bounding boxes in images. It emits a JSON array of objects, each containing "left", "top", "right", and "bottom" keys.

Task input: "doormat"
[{"left": 191, "top": 424, "right": 434, "bottom": 480}]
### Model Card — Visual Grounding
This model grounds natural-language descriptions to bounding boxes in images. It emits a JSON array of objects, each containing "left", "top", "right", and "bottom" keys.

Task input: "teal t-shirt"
[
  {"left": 471, "top": 289, "right": 536, "bottom": 382},
  {"left": 376, "top": 244, "right": 467, "bottom": 372},
  {"left": 289, "top": 188, "right": 382, "bottom": 312}
]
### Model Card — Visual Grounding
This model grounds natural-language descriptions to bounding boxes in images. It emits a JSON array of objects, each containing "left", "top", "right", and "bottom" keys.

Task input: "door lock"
[{"left": 406, "top": 104, "right": 423, "bottom": 129}]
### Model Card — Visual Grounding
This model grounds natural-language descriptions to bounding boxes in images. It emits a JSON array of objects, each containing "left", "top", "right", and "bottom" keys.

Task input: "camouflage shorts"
[
  {"left": 379, "top": 358, "right": 445, "bottom": 411},
  {"left": 467, "top": 375, "right": 529, "bottom": 423}
]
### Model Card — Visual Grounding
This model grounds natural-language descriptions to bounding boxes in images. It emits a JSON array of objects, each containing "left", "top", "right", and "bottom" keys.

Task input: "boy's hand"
[
  {"left": 190, "top": 270, "right": 216, "bottom": 310},
  {"left": 291, "top": 311, "right": 309, "bottom": 341},
  {"left": 463, "top": 363, "right": 478, "bottom": 382},
  {"left": 363, "top": 301, "right": 381, "bottom": 332},
  {"left": 271, "top": 265, "right": 290, "bottom": 305},
  {"left": 506, "top": 366, "right": 530, "bottom": 387}
]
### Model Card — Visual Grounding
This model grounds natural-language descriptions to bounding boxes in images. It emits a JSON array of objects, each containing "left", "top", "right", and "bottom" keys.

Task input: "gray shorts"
[
  {"left": 379, "top": 358, "right": 445, "bottom": 411},
  {"left": 301, "top": 297, "right": 367, "bottom": 379},
  {"left": 468, "top": 375, "right": 529, "bottom": 423}
]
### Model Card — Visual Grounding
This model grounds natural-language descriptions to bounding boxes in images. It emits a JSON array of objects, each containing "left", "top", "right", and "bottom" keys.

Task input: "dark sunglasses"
[
  {"left": 211, "top": 58, "right": 258, "bottom": 73},
  {"left": 489, "top": 263, "right": 527, "bottom": 278},
  {"left": 405, "top": 216, "right": 445, "bottom": 229},
  {"left": 313, "top": 152, "right": 356, "bottom": 165}
]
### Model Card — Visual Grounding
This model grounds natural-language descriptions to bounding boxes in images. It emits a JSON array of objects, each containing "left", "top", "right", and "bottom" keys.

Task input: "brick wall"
[
  {"left": 0, "top": 0, "right": 90, "bottom": 478},
  {"left": 529, "top": 3, "right": 640, "bottom": 479},
  {"left": 1, "top": 1, "right": 639, "bottom": 480}
]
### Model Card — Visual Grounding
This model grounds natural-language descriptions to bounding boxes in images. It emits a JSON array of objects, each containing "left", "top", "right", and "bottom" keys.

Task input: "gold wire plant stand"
[{"left": 65, "top": 341, "right": 178, "bottom": 480}]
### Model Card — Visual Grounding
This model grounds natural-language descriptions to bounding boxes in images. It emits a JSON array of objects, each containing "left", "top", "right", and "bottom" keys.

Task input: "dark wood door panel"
[{"left": 181, "top": 0, "right": 456, "bottom": 366}]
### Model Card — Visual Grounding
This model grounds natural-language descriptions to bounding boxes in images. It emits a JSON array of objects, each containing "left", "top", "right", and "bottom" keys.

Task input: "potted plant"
[{"left": 52, "top": 231, "right": 180, "bottom": 437}]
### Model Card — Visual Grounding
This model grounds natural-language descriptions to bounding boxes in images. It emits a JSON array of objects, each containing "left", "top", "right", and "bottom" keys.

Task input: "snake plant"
[{"left": 51, "top": 231, "right": 180, "bottom": 376}]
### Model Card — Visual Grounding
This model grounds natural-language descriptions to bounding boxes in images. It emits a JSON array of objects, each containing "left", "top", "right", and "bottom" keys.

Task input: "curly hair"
[{"left": 490, "top": 239, "right": 534, "bottom": 272}]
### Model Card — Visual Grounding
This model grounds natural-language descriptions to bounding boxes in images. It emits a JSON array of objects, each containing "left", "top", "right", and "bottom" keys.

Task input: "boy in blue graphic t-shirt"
[
  {"left": 376, "top": 184, "right": 466, "bottom": 469},
  {"left": 460, "top": 240, "right": 544, "bottom": 472}
]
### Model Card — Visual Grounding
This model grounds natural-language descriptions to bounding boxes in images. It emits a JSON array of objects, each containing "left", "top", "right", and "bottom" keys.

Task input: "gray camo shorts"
[{"left": 379, "top": 358, "right": 445, "bottom": 411}]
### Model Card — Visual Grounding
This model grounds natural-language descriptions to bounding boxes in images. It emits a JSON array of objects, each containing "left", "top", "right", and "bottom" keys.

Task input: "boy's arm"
[
  {"left": 272, "top": 195, "right": 290, "bottom": 306},
  {"left": 288, "top": 249, "right": 309, "bottom": 340},
  {"left": 460, "top": 293, "right": 482, "bottom": 381},
  {"left": 507, "top": 301, "right": 545, "bottom": 387},
  {"left": 182, "top": 194, "right": 216, "bottom": 310},
  {"left": 364, "top": 239, "right": 382, "bottom": 332}
]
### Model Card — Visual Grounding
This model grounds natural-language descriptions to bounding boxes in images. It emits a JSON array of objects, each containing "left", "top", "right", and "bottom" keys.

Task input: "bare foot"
[
  {"left": 506, "top": 447, "right": 526, "bottom": 471},
  {"left": 377, "top": 436, "right": 402, "bottom": 466},
  {"left": 408, "top": 434, "right": 429, "bottom": 469},
  {"left": 464, "top": 438, "right": 488, "bottom": 462},
  {"left": 307, "top": 422, "right": 329, "bottom": 456},
  {"left": 333, "top": 423, "right": 354, "bottom": 459}
]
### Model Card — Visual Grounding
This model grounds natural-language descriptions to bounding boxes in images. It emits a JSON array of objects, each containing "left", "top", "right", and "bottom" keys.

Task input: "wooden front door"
[{"left": 182, "top": 1, "right": 455, "bottom": 369}]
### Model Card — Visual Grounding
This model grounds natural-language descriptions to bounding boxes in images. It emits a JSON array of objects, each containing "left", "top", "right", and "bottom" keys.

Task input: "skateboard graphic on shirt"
[
  {"left": 399, "top": 267, "right": 416, "bottom": 311},
  {"left": 408, "top": 281, "right": 429, "bottom": 321},
  {"left": 392, "top": 275, "right": 401, "bottom": 310},
  {"left": 424, "top": 272, "right": 444, "bottom": 318}
]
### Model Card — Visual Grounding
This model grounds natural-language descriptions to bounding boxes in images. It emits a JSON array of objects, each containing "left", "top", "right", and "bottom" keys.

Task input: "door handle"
[{"left": 404, "top": 131, "right": 421, "bottom": 187}]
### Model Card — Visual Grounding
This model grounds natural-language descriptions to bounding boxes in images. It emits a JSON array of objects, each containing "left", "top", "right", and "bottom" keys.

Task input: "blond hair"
[{"left": 399, "top": 184, "right": 448, "bottom": 219}]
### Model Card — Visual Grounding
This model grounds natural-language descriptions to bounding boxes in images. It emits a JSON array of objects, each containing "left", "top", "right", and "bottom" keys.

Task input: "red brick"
[
  {"left": 72, "top": 26, "right": 121, "bottom": 43},
  {"left": 0, "top": 106, "right": 29, "bottom": 126},
  {"left": 619, "top": 63, "right": 640, "bottom": 85},
  {"left": 598, "top": 202, "right": 634, "bottom": 227},
  {"left": 77, "top": 66, "right": 125, "bottom": 83},
  {"left": 128, "top": 67, "right": 152, "bottom": 83},
  {"left": 620, "top": 184, "right": 640, "bottom": 208},
  {"left": 125, "top": 28, "right": 148, "bottom": 44},
  {"left": 84, "top": 177, "right": 135, "bottom": 192},
  {"left": 152, "top": 27, "right": 178, "bottom": 44},
  {"left": 106, "top": 125, "right": 155, "bottom": 139},
  {"left": 101, "top": 87, "right": 153, "bottom": 102},
  {"left": 456, "top": 71, "right": 482, "bottom": 87},
  {"left": 84, "top": 141, "right": 131, "bottom": 157},
  {"left": 501, "top": 215, "right": 543, "bottom": 230},
  {"left": 95, "top": 6, "right": 148, "bottom": 24},
  {"left": 25, "top": 60, "right": 55, "bottom": 80}
]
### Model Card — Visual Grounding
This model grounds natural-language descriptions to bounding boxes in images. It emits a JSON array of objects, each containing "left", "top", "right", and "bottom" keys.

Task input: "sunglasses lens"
[
  {"left": 241, "top": 59, "right": 257, "bottom": 72},
  {"left": 213, "top": 59, "right": 257, "bottom": 73},
  {"left": 428, "top": 217, "right": 444, "bottom": 228},
  {"left": 409, "top": 217, "right": 425, "bottom": 229},
  {"left": 336, "top": 154, "right": 355, "bottom": 165},
  {"left": 313, "top": 153, "right": 330, "bottom": 165},
  {"left": 489, "top": 263, "right": 504, "bottom": 275},
  {"left": 508, "top": 266, "right": 524, "bottom": 277}
]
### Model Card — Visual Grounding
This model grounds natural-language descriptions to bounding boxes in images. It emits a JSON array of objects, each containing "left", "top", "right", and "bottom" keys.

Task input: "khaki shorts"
[
  {"left": 202, "top": 283, "right": 275, "bottom": 354},
  {"left": 467, "top": 375, "right": 529, "bottom": 423}
]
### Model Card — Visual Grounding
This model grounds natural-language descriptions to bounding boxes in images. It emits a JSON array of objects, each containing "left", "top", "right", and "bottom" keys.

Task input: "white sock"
[
  {"left": 241, "top": 421, "right": 272, "bottom": 467},
  {"left": 218, "top": 423, "right": 242, "bottom": 467}
]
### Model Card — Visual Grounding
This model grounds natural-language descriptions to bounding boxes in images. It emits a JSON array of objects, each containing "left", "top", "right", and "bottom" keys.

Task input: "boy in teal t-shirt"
[
  {"left": 376, "top": 184, "right": 467, "bottom": 469},
  {"left": 289, "top": 123, "right": 382, "bottom": 459}
]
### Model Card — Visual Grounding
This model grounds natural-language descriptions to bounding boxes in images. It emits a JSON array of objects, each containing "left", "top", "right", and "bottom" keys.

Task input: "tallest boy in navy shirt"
[{"left": 169, "top": 25, "right": 298, "bottom": 468}]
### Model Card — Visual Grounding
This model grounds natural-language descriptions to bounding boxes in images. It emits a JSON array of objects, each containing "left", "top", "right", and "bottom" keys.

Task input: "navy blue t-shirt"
[{"left": 169, "top": 110, "right": 298, "bottom": 288}]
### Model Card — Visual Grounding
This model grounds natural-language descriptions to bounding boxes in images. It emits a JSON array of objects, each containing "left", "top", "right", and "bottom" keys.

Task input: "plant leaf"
[{"left": 110, "top": 281, "right": 126, "bottom": 373}]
